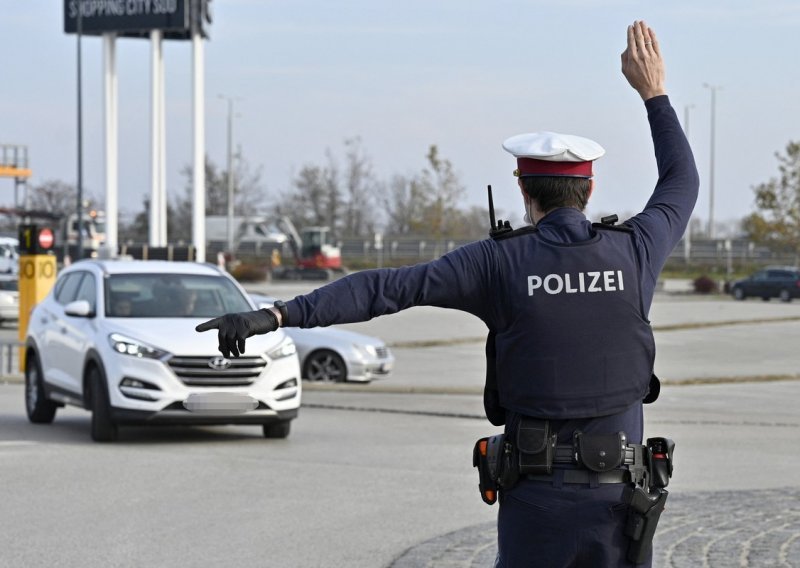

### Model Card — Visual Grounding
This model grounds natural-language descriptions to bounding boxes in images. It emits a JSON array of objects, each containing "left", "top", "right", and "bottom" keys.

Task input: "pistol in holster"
[{"left": 624, "top": 437, "right": 675, "bottom": 564}]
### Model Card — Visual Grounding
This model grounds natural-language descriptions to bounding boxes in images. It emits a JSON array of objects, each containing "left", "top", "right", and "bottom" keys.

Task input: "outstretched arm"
[{"left": 620, "top": 21, "right": 700, "bottom": 302}]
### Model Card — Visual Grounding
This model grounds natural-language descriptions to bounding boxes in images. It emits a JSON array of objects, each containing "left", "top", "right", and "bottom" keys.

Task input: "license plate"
[{"left": 183, "top": 392, "right": 258, "bottom": 414}]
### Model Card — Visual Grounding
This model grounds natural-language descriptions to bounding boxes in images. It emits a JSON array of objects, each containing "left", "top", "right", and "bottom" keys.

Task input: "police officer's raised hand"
[
  {"left": 195, "top": 309, "right": 279, "bottom": 358},
  {"left": 621, "top": 20, "right": 666, "bottom": 101}
]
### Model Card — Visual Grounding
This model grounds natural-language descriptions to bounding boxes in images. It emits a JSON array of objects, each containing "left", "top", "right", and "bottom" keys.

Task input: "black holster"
[
  {"left": 624, "top": 436, "right": 675, "bottom": 564},
  {"left": 624, "top": 486, "right": 669, "bottom": 564}
]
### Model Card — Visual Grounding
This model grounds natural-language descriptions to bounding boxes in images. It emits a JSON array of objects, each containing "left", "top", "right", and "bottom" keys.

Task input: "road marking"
[{"left": 0, "top": 441, "right": 39, "bottom": 447}]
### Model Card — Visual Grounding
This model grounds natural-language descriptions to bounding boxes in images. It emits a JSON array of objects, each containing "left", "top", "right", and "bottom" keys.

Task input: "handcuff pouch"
[{"left": 574, "top": 431, "right": 626, "bottom": 473}]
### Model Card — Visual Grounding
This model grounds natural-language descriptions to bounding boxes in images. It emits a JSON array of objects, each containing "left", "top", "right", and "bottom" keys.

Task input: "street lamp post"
[
  {"left": 703, "top": 83, "right": 722, "bottom": 239},
  {"left": 683, "top": 104, "right": 695, "bottom": 138},
  {"left": 218, "top": 95, "right": 241, "bottom": 256}
]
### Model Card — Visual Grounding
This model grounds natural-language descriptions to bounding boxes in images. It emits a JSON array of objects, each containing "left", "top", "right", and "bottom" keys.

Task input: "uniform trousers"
[{"left": 494, "top": 472, "right": 652, "bottom": 568}]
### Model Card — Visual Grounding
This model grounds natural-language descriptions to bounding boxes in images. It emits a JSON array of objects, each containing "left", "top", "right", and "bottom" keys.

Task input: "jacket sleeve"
[
  {"left": 282, "top": 239, "right": 497, "bottom": 328},
  {"left": 625, "top": 95, "right": 700, "bottom": 286}
]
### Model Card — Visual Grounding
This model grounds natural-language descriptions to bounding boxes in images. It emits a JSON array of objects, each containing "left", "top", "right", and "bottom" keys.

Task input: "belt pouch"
[
  {"left": 516, "top": 418, "right": 556, "bottom": 475},
  {"left": 473, "top": 435, "right": 503, "bottom": 505},
  {"left": 575, "top": 431, "right": 626, "bottom": 472}
]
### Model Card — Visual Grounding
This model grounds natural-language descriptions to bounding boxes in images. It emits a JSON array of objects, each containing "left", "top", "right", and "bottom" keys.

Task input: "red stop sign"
[{"left": 38, "top": 227, "right": 54, "bottom": 250}]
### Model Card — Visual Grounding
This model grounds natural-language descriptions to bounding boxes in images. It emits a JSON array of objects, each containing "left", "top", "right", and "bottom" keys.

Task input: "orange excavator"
[{"left": 275, "top": 217, "right": 345, "bottom": 280}]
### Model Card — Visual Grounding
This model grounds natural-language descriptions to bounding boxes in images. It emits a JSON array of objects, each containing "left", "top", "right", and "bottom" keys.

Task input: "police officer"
[{"left": 197, "top": 21, "right": 698, "bottom": 567}]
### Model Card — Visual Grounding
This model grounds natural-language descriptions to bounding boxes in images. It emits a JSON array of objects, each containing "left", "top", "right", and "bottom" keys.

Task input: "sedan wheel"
[
  {"left": 779, "top": 289, "right": 792, "bottom": 303},
  {"left": 89, "top": 366, "right": 118, "bottom": 442},
  {"left": 304, "top": 350, "right": 347, "bottom": 382},
  {"left": 733, "top": 287, "right": 745, "bottom": 301},
  {"left": 25, "top": 353, "right": 57, "bottom": 424}
]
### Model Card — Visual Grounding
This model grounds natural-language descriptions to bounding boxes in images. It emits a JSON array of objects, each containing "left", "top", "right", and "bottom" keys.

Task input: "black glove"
[{"left": 195, "top": 309, "right": 279, "bottom": 358}]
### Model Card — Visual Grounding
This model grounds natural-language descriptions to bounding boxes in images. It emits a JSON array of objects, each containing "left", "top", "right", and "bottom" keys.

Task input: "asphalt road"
[{"left": 1, "top": 284, "right": 799, "bottom": 567}]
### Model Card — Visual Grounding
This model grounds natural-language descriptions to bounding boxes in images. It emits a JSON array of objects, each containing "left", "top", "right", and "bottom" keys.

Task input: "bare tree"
[
  {"left": 276, "top": 151, "right": 343, "bottom": 233},
  {"left": 342, "top": 137, "right": 379, "bottom": 237},
  {"left": 743, "top": 141, "right": 800, "bottom": 262},
  {"left": 449, "top": 205, "right": 493, "bottom": 239},
  {"left": 26, "top": 179, "right": 102, "bottom": 217},
  {"left": 379, "top": 174, "right": 428, "bottom": 235},
  {"left": 417, "top": 145, "right": 466, "bottom": 237},
  {"left": 165, "top": 153, "right": 270, "bottom": 242}
]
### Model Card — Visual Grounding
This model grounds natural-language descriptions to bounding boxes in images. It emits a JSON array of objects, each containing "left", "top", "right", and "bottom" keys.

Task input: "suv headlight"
[
  {"left": 267, "top": 338, "right": 297, "bottom": 360},
  {"left": 109, "top": 333, "right": 169, "bottom": 360}
]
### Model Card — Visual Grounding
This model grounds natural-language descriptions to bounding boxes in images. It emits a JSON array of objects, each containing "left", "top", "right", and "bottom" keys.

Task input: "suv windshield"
[{"left": 105, "top": 273, "right": 252, "bottom": 318}]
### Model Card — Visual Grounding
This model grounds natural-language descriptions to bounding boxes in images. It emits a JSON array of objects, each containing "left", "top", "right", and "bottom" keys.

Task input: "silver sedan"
[
  {"left": 0, "top": 276, "right": 19, "bottom": 326},
  {"left": 249, "top": 293, "right": 394, "bottom": 383}
]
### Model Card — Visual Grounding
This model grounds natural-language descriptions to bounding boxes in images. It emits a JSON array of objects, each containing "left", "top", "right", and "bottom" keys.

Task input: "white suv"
[{"left": 24, "top": 260, "right": 301, "bottom": 442}]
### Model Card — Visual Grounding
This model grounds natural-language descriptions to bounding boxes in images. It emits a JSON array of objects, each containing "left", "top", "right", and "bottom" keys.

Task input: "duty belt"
[
  {"left": 513, "top": 421, "right": 651, "bottom": 486},
  {"left": 552, "top": 443, "right": 641, "bottom": 466},
  {"left": 527, "top": 469, "right": 629, "bottom": 485},
  {"left": 525, "top": 442, "right": 643, "bottom": 485}
]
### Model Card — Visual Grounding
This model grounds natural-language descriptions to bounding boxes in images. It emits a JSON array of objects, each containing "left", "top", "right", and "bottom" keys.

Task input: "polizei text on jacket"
[{"left": 527, "top": 270, "right": 625, "bottom": 295}]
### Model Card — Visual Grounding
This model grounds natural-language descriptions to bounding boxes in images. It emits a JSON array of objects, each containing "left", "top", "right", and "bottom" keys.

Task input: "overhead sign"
[{"left": 63, "top": 0, "right": 199, "bottom": 39}]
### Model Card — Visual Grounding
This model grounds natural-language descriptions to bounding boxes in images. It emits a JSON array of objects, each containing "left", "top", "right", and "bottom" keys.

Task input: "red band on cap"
[{"left": 517, "top": 158, "right": 593, "bottom": 177}]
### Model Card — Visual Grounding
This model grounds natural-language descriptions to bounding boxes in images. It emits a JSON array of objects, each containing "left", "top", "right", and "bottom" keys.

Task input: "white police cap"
[{"left": 502, "top": 131, "right": 605, "bottom": 178}]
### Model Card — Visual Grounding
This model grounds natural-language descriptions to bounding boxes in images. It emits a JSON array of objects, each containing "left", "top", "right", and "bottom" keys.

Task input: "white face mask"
[{"left": 523, "top": 198, "right": 534, "bottom": 226}]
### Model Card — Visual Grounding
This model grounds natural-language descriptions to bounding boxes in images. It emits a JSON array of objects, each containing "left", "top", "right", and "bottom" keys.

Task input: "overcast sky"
[{"left": 3, "top": 1, "right": 799, "bottom": 232}]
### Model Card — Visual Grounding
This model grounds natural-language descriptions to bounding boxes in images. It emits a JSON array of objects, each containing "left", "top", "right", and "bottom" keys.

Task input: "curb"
[
  {"left": 300, "top": 374, "right": 800, "bottom": 393},
  {"left": 6, "top": 375, "right": 799, "bottom": 392}
]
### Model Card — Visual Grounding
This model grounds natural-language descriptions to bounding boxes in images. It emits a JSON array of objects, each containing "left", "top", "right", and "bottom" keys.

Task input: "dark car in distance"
[{"left": 730, "top": 266, "right": 800, "bottom": 302}]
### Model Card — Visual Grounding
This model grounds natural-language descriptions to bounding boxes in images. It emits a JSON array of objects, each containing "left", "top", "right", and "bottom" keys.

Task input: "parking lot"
[{"left": 1, "top": 282, "right": 799, "bottom": 567}]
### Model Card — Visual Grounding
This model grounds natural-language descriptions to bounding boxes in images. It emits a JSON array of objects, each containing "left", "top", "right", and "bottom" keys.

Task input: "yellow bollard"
[{"left": 17, "top": 255, "right": 57, "bottom": 373}]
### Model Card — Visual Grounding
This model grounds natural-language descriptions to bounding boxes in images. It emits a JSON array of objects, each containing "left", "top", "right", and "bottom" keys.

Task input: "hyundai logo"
[{"left": 208, "top": 356, "right": 231, "bottom": 370}]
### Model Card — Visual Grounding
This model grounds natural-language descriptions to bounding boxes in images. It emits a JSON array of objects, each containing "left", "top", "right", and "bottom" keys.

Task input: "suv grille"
[
  {"left": 375, "top": 347, "right": 389, "bottom": 359},
  {"left": 167, "top": 355, "right": 267, "bottom": 387}
]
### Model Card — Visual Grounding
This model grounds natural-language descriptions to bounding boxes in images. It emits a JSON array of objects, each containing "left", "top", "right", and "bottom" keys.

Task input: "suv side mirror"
[{"left": 64, "top": 300, "right": 95, "bottom": 318}]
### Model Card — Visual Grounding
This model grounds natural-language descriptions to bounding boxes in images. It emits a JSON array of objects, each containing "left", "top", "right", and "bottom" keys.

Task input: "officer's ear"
[{"left": 588, "top": 179, "right": 595, "bottom": 200}]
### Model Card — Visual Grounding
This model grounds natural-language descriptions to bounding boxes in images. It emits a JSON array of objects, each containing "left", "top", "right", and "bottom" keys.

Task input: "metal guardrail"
[{"left": 338, "top": 236, "right": 797, "bottom": 267}]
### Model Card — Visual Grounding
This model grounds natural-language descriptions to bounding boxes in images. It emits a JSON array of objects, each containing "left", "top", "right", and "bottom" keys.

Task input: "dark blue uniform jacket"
[{"left": 283, "top": 96, "right": 699, "bottom": 444}]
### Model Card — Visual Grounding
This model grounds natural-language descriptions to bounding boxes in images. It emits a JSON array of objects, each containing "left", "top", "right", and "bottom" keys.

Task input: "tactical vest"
[{"left": 488, "top": 223, "right": 655, "bottom": 420}]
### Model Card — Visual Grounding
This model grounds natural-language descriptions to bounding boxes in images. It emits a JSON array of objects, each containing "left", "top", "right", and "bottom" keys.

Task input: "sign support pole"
[
  {"left": 149, "top": 29, "right": 165, "bottom": 246},
  {"left": 103, "top": 32, "right": 119, "bottom": 256}
]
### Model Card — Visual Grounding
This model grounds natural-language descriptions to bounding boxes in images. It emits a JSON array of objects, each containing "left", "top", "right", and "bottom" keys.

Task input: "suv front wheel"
[
  {"left": 88, "top": 366, "right": 118, "bottom": 442},
  {"left": 25, "top": 352, "right": 57, "bottom": 424},
  {"left": 263, "top": 420, "right": 291, "bottom": 439},
  {"left": 779, "top": 289, "right": 792, "bottom": 303}
]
